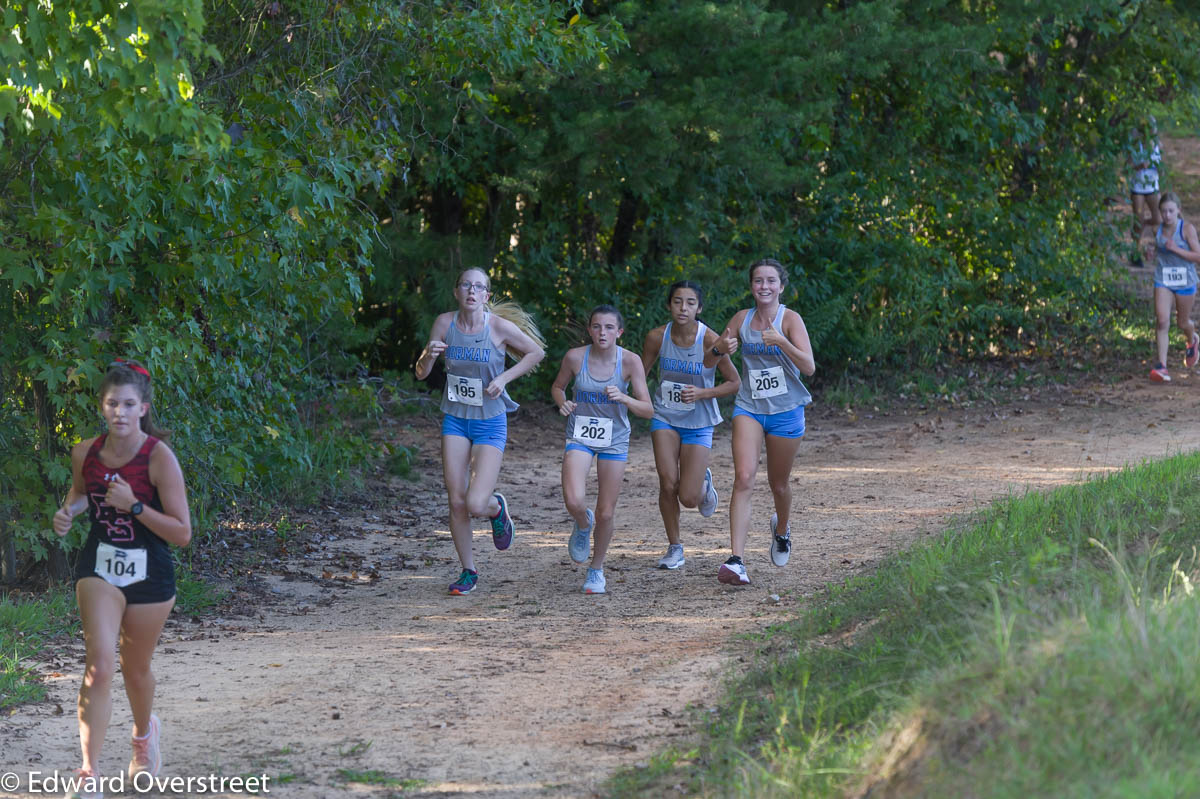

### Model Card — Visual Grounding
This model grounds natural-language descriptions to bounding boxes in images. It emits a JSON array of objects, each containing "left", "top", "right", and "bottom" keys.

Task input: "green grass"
[
  {"left": 174, "top": 561, "right": 228, "bottom": 615},
  {"left": 0, "top": 587, "right": 77, "bottom": 709},
  {"left": 609, "top": 451, "right": 1200, "bottom": 798},
  {"left": 335, "top": 768, "right": 425, "bottom": 791}
]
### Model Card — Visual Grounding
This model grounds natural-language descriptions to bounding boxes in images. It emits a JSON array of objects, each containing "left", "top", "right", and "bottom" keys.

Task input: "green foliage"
[
  {"left": 364, "top": 0, "right": 1200, "bottom": 400},
  {"left": 610, "top": 451, "right": 1200, "bottom": 797},
  {"left": 0, "top": 588, "right": 76, "bottom": 709},
  {"left": 0, "top": 0, "right": 616, "bottom": 572}
]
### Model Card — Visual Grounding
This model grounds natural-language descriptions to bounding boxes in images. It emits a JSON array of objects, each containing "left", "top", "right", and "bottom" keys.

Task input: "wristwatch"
[
  {"left": 711, "top": 346, "right": 722, "bottom": 357},
  {"left": 130, "top": 502, "right": 144, "bottom": 517}
]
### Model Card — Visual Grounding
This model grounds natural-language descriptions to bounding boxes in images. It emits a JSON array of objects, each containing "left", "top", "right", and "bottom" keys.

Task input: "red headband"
[{"left": 110, "top": 358, "right": 151, "bottom": 379}]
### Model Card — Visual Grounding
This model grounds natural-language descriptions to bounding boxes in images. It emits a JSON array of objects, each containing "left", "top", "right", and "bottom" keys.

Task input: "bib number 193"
[{"left": 1163, "top": 265, "right": 1188, "bottom": 288}]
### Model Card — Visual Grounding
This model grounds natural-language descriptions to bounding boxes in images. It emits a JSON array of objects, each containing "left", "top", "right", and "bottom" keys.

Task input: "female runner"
[
  {"left": 415, "top": 268, "right": 545, "bottom": 594},
  {"left": 1149, "top": 193, "right": 1200, "bottom": 382},
  {"left": 708, "top": 259, "right": 815, "bottom": 586},
  {"left": 551, "top": 305, "right": 653, "bottom": 594},
  {"left": 53, "top": 358, "right": 191, "bottom": 795},
  {"left": 641, "top": 280, "right": 740, "bottom": 570}
]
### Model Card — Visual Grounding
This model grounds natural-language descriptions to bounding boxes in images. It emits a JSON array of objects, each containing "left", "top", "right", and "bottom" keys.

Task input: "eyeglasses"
[{"left": 458, "top": 281, "right": 489, "bottom": 293}]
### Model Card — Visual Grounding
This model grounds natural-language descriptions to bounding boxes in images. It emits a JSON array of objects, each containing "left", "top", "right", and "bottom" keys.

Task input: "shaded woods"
[{"left": 3, "top": 0, "right": 1198, "bottom": 573}]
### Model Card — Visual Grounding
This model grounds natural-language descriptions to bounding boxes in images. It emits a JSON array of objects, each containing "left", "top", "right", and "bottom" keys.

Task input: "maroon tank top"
[{"left": 82, "top": 434, "right": 161, "bottom": 544}]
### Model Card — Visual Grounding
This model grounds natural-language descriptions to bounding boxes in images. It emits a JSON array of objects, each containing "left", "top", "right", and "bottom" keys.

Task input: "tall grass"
[
  {"left": 0, "top": 588, "right": 76, "bottom": 709},
  {"left": 611, "top": 452, "right": 1200, "bottom": 797}
]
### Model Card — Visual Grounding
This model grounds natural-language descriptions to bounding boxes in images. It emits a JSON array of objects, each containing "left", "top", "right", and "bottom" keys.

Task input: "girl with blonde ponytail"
[{"left": 415, "top": 268, "right": 546, "bottom": 595}]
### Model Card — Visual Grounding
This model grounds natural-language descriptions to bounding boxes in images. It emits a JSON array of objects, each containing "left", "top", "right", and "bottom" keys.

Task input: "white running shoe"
[
  {"left": 717, "top": 557, "right": 750, "bottom": 585},
  {"left": 770, "top": 512, "right": 791, "bottom": 567},
  {"left": 569, "top": 509, "right": 594, "bottom": 563},
  {"left": 698, "top": 468, "right": 718, "bottom": 517},
  {"left": 128, "top": 713, "right": 162, "bottom": 779},
  {"left": 583, "top": 568, "right": 606, "bottom": 594},
  {"left": 658, "top": 544, "right": 686, "bottom": 570}
]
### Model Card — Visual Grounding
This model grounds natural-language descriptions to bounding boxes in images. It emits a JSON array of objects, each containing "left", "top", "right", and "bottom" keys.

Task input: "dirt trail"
[{"left": 4, "top": 361, "right": 1199, "bottom": 798}]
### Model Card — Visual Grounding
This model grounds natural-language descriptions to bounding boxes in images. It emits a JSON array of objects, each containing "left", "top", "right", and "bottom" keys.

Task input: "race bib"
[
  {"left": 446, "top": 375, "right": 484, "bottom": 406},
  {"left": 572, "top": 416, "right": 614, "bottom": 448},
  {"left": 1163, "top": 265, "right": 1188, "bottom": 288},
  {"left": 95, "top": 542, "right": 147, "bottom": 588},
  {"left": 659, "top": 381, "right": 695, "bottom": 411},
  {"left": 750, "top": 366, "right": 787, "bottom": 400}
]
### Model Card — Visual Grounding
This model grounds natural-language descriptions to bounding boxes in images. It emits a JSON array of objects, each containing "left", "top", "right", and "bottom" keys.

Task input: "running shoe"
[
  {"left": 63, "top": 768, "right": 104, "bottom": 799},
  {"left": 1187, "top": 334, "right": 1200, "bottom": 369},
  {"left": 568, "top": 509, "right": 594, "bottom": 564},
  {"left": 770, "top": 512, "right": 791, "bottom": 568},
  {"left": 698, "top": 468, "right": 718, "bottom": 518},
  {"left": 1150, "top": 363, "right": 1171, "bottom": 382},
  {"left": 491, "top": 492, "right": 514, "bottom": 550},
  {"left": 448, "top": 569, "right": 478, "bottom": 595},
  {"left": 583, "top": 568, "right": 606, "bottom": 594},
  {"left": 717, "top": 556, "right": 750, "bottom": 585},
  {"left": 658, "top": 544, "right": 686, "bottom": 570},
  {"left": 128, "top": 713, "right": 162, "bottom": 779}
]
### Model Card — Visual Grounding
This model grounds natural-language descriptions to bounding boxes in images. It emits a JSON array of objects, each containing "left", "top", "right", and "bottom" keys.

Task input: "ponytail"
[{"left": 487, "top": 299, "right": 546, "bottom": 358}]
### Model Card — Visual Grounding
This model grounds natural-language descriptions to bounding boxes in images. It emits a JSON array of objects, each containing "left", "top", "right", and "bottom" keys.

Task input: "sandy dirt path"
[{"left": 3, "top": 359, "right": 1199, "bottom": 798}]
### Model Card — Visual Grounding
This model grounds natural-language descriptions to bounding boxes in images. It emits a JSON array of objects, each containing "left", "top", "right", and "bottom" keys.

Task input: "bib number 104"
[{"left": 95, "top": 542, "right": 147, "bottom": 588}]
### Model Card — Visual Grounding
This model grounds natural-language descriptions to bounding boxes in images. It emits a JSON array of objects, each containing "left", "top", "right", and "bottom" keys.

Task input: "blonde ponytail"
[{"left": 487, "top": 300, "right": 546, "bottom": 358}]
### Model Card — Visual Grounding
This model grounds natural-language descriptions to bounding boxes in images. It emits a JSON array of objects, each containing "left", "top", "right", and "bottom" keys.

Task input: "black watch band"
[
  {"left": 130, "top": 502, "right": 144, "bottom": 517},
  {"left": 711, "top": 346, "right": 722, "bottom": 357}
]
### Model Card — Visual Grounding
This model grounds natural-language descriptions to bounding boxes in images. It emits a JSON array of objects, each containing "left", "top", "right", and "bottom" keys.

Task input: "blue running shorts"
[
  {"left": 442, "top": 413, "right": 507, "bottom": 452},
  {"left": 732, "top": 405, "right": 806, "bottom": 439},
  {"left": 649, "top": 418, "right": 715, "bottom": 448}
]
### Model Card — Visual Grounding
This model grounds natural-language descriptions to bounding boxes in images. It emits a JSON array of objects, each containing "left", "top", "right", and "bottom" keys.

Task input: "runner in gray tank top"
[
  {"left": 552, "top": 305, "right": 653, "bottom": 594},
  {"left": 1149, "top": 193, "right": 1200, "bottom": 383},
  {"left": 416, "top": 268, "right": 545, "bottom": 595},
  {"left": 439, "top": 314, "right": 519, "bottom": 419},
  {"left": 708, "top": 259, "right": 816, "bottom": 587},
  {"left": 642, "top": 280, "right": 740, "bottom": 571}
]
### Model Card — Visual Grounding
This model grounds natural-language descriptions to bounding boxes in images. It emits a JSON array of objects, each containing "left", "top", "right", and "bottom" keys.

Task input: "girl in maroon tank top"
[{"left": 51, "top": 359, "right": 193, "bottom": 794}]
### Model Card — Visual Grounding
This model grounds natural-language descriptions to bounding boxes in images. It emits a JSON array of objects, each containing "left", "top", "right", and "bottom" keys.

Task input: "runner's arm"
[
  {"left": 703, "top": 311, "right": 744, "bottom": 368},
  {"left": 698, "top": 328, "right": 740, "bottom": 400},
  {"left": 551, "top": 349, "right": 582, "bottom": 416},
  {"left": 488, "top": 317, "right": 546, "bottom": 398},
  {"left": 612, "top": 350, "right": 654, "bottom": 419},
  {"left": 52, "top": 440, "right": 92, "bottom": 536},
  {"left": 641, "top": 327, "right": 665, "bottom": 377},
  {"left": 414, "top": 313, "right": 452, "bottom": 380}
]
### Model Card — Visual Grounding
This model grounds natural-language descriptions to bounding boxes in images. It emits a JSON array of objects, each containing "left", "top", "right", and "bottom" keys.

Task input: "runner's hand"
[
  {"left": 105, "top": 474, "right": 136, "bottom": 512},
  {"left": 717, "top": 336, "right": 738, "bottom": 355},
  {"left": 485, "top": 376, "right": 507, "bottom": 399},
  {"left": 761, "top": 327, "right": 786, "bottom": 348},
  {"left": 559, "top": 400, "right": 576, "bottom": 416},
  {"left": 52, "top": 506, "right": 76, "bottom": 536},
  {"left": 680, "top": 385, "right": 699, "bottom": 403},
  {"left": 605, "top": 385, "right": 626, "bottom": 403},
  {"left": 425, "top": 340, "right": 447, "bottom": 359}
]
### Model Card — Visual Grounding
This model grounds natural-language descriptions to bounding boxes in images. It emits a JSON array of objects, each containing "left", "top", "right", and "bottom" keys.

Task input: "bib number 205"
[{"left": 750, "top": 366, "right": 786, "bottom": 400}]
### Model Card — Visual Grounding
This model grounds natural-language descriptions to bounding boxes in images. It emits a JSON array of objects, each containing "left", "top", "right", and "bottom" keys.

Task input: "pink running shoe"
[
  {"left": 1150, "top": 363, "right": 1171, "bottom": 383},
  {"left": 1187, "top": 334, "right": 1199, "bottom": 369},
  {"left": 128, "top": 714, "right": 162, "bottom": 779}
]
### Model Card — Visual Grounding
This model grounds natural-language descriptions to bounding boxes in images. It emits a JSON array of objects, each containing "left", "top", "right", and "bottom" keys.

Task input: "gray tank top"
[
  {"left": 1156, "top": 219, "right": 1198, "bottom": 290},
  {"left": 652, "top": 323, "right": 722, "bottom": 429},
  {"left": 566, "top": 346, "right": 631, "bottom": 454},
  {"left": 439, "top": 313, "right": 518, "bottom": 420},
  {"left": 734, "top": 305, "right": 812, "bottom": 414}
]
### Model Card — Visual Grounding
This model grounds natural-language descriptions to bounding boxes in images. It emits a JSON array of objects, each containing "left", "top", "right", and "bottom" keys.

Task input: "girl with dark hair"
[
  {"left": 415, "top": 267, "right": 546, "bottom": 595},
  {"left": 52, "top": 358, "right": 192, "bottom": 796},
  {"left": 707, "top": 259, "right": 815, "bottom": 586},
  {"left": 551, "top": 305, "right": 653, "bottom": 593},
  {"left": 641, "top": 281, "right": 740, "bottom": 570},
  {"left": 1150, "top": 192, "right": 1200, "bottom": 382}
]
